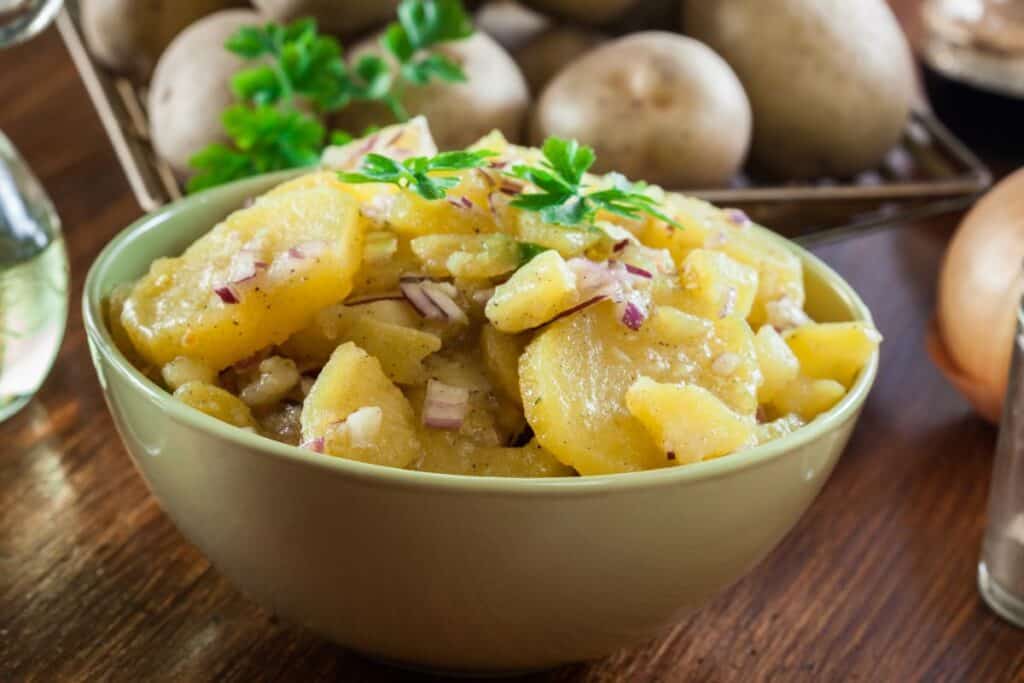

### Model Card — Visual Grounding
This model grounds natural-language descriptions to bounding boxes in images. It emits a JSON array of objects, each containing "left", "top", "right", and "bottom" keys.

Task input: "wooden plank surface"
[{"left": 2, "top": 7, "right": 1024, "bottom": 682}]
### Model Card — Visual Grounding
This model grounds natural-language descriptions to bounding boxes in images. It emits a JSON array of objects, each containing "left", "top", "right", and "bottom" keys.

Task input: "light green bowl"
[{"left": 83, "top": 172, "right": 878, "bottom": 673}]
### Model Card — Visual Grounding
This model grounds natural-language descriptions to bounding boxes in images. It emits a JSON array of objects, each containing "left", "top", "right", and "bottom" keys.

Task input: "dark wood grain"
[{"left": 3, "top": 5, "right": 1024, "bottom": 682}]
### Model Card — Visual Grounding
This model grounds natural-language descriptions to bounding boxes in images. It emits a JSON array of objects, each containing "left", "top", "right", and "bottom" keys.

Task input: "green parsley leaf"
[
  {"left": 509, "top": 136, "right": 681, "bottom": 229},
  {"left": 338, "top": 148, "right": 497, "bottom": 200},
  {"left": 517, "top": 242, "right": 549, "bottom": 266},
  {"left": 329, "top": 130, "right": 354, "bottom": 146},
  {"left": 397, "top": 0, "right": 473, "bottom": 50}
]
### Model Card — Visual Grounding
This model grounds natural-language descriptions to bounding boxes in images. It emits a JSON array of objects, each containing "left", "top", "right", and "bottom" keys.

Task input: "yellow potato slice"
[
  {"left": 480, "top": 324, "right": 529, "bottom": 405},
  {"left": 122, "top": 173, "right": 362, "bottom": 369},
  {"left": 520, "top": 303, "right": 760, "bottom": 475},
  {"left": 784, "top": 321, "right": 881, "bottom": 388},
  {"left": 485, "top": 250, "right": 577, "bottom": 333},
  {"left": 173, "top": 381, "right": 256, "bottom": 429},
  {"left": 625, "top": 377, "right": 754, "bottom": 465},
  {"left": 301, "top": 342, "right": 421, "bottom": 468}
]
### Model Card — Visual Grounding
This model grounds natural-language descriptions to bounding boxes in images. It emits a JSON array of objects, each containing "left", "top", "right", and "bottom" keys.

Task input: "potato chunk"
[
  {"left": 520, "top": 303, "right": 760, "bottom": 474},
  {"left": 301, "top": 343, "right": 421, "bottom": 468},
  {"left": 121, "top": 173, "right": 362, "bottom": 369},
  {"left": 480, "top": 325, "right": 529, "bottom": 405},
  {"left": 753, "top": 325, "right": 799, "bottom": 403},
  {"left": 413, "top": 440, "right": 574, "bottom": 477},
  {"left": 410, "top": 233, "right": 520, "bottom": 280},
  {"left": 677, "top": 248, "right": 758, "bottom": 320},
  {"left": 784, "top": 322, "right": 881, "bottom": 387},
  {"left": 755, "top": 414, "right": 805, "bottom": 445},
  {"left": 771, "top": 376, "right": 846, "bottom": 421},
  {"left": 485, "top": 250, "right": 577, "bottom": 332},
  {"left": 626, "top": 377, "right": 754, "bottom": 465},
  {"left": 173, "top": 381, "right": 256, "bottom": 429}
]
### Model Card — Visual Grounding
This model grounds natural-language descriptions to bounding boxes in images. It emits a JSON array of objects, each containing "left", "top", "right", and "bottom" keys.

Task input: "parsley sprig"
[
  {"left": 187, "top": 0, "right": 473, "bottom": 194},
  {"left": 510, "top": 138, "right": 681, "bottom": 228},
  {"left": 338, "top": 149, "right": 496, "bottom": 199}
]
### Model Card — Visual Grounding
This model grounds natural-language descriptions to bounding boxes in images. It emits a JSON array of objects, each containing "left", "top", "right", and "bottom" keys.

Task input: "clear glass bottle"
[
  {"left": 979, "top": 303, "right": 1024, "bottom": 627},
  {"left": 0, "top": 131, "right": 68, "bottom": 423},
  {"left": 0, "top": 0, "right": 63, "bottom": 47}
]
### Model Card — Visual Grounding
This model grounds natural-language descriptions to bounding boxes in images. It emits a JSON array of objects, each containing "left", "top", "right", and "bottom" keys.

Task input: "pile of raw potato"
[{"left": 80, "top": 0, "right": 917, "bottom": 190}]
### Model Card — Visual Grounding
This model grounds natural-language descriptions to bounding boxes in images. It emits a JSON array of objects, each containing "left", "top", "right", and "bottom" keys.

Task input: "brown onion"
[{"left": 935, "top": 168, "right": 1024, "bottom": 423}]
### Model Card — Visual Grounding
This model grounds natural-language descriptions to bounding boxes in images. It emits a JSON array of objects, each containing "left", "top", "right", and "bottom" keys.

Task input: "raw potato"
[
  {"left": 683, "top": 0, "right": 914, "bottom": 179},
  {"left": 332, "top": 32, "right": 530, "bottom": 150},
  {"left": 250, "top": 0, "right": 399, "bottom": 37},
  {"left": 148, "top": 10, "right": 262, "bottom": 176},
  {"left": 514, "top": 26, "right": 606, "bottom": 94},
  {"left": 475, "top": 0, "right": 550, "bottom": 52},
  {"left": 533, "top": 32, "right": 751, "bottom": 188},
  {"left": 81, "top": 0, "right": 242, "bottom": 80},
  {"left": 520, "top": 0, "right": 638, "bottom": 26}
]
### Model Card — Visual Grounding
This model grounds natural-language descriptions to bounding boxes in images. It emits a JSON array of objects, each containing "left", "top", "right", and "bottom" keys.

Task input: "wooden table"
[{"left": 3, "top": 13, "right": 1024, "bottom": 683}]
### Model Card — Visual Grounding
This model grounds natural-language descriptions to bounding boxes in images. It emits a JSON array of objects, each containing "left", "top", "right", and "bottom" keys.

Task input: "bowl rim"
[{"left": 83, "top": 171, "right": 879, "bottom": 496}]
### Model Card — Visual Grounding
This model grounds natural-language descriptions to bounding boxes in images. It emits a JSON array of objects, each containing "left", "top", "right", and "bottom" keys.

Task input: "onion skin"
[{"left": 936, "top": 168, "right": 1024, "bottom": 423}]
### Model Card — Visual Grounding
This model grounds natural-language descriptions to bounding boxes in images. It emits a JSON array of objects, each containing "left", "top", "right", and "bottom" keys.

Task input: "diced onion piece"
[
  {"left": 301, "top": 436, "right": 325, "bottom": 453},
  {"left": 288, "top": 240, "right": 328, "bottom": 260},
  {"left": 214, "top": 285, "right": 240, "bottom": 304},
  {"left": 345, "top": 294, "right": 405, "bottom": 307},
  {"left": 712, "top": 352, "right": 741, "bottom": 376},
  {"left": 400, "top": 278, "right": 445, "bottom": 320},
  {"left": 549, "top": 295, "right": 608, "bottom": 324},
  {"left": 423, "top": 379, "right": 469, "bottom": 430},
  {"left": 420, "top": 281, "right": 468, "bottom": 324},
  {"left": 624, "top": 263, "right": 653, "bottom": 279},
  {"left": 725, "top": 208, "right": 750, "bottom": 226},
  {"left": 620, "top": 301, "right": 647, "bottom": 331},
  {"left": 765, "top": 296, "right": 812, "bottom": 331},
  {"left": 333, "top": 406, "right": 383, "bottom": 448}
]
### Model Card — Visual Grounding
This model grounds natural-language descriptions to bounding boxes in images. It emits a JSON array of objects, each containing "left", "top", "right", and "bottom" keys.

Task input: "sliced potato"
[
  {"left": 520, "top": 303, "right": 760, "bottom": 474},
  {"left": 625, "top": 377, "right": 754, "bottom": 465},
  {"left": 784, "top": 322, "right": 881, "bottom": 387},
  {"left": 485, "top": 250, "right": 577, "bottom": 332},
  {"left": 770, "top": 375, "right": 846, "bottom": 421},
  {"left": 122, "top": 173, "right": 362, "bottom": 369},
  {"left": 480, "top": 324, "right": 530, "bottom": 404},
  {"left": 301, "top": 343, "right": 421, "bottom": 467},
  {"left": 753, "top": 325, "right": 799, "bottom": 403},
  {"left": 174, "top": 381, "right": 256, "bottom": 428}
]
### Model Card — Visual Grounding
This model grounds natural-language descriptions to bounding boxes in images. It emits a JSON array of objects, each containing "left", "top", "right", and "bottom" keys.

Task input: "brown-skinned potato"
[
  {"left": 250, "top": 0, "right": 400, "bottom": 38},
  {"left": 332, "top": 32, "right": 529, "bottom": 150},
  {"left": 80, "top": 0, "right": 244, "bottom": 80},
  {"left": 532, "top": 31, "right": 750, "bottom": 189},
  {"left": 683, "top": 0, "right": 914, "bottom": 179},
  {"left": 148, "top": 10, "right": 263, "bottom": 176},
  {"left": 514, "top": 25, "right": 606, "bottom": 95},
  {"left": 474, "top": 0, "right": 550, "bottom": 52}
]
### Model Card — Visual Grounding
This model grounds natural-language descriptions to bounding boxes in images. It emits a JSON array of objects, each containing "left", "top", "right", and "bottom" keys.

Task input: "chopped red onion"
[
  {"left": 400, "top": 280, "right": 445, "bottom": 320},
  {"left": 546, "top": 295, "right": 608, "bottom": 325},
  {"left": 301, "top": 436, "right": 325, "bottom": 453},
  {"left": 420, "top": 281, "right": 468, "bottom": 323},
  {"left": 612, "top": 239, "right": 630, "bottom": 252},
  {"left": 620, "top": 302, "right": 646, "bottom": 331},
  {"left": 474, "top": 168, "right": 497, "bottom": 188},
  {"left": 498, "top": 181, "right": 523, "bottom": 196},
  {"left": 487, "top": 159, "right": 508, "bottom": 169},
  {"left": 725, "top": 208, "right": 750, "bottom": 226},
  {"left": 288, "top": 240, "right": 327, "bottom": 261},
  {"left": 334, "top": 406, "right": 383, "bottom": 447},
  {"left": 214, "top": 285, "right": 240, "bottom": 304},
  {"left": 422, "top": 380, "right": 469, "bottom": 431},
  {"left": 446, "top": 195, "right": 474, "bottom": 210},
  {"left": 705, "top": 230, "right": 729, "bottom": 248},
  {"left": 624, "top": 263, "right": 653, "bottom": 279}
]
